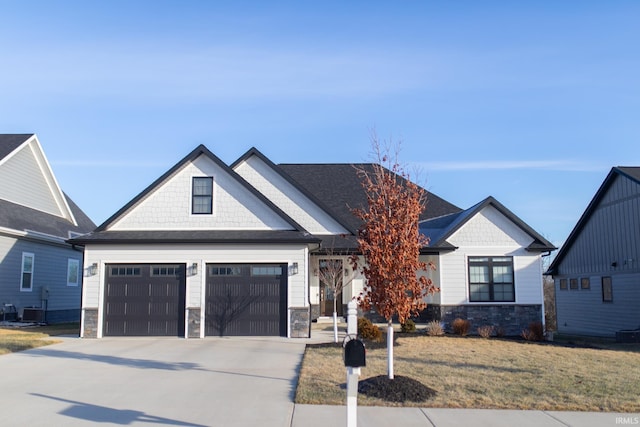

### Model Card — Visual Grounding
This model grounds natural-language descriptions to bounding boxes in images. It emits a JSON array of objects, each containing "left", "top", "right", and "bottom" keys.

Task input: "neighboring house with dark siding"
[
  {"left": 0, "top": 134, "right": 95, "bottom": 323},
  {"left": 547, "top": 167, "right": 640, "bottom": 337},
  {"left": 70, "top": 145, "right": 554, "bottom": 338}
]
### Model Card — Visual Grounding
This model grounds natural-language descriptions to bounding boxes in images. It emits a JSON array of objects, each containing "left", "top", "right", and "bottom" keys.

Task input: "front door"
[{"left": 319, "top": 259, "right": 343, "bottom": 317}]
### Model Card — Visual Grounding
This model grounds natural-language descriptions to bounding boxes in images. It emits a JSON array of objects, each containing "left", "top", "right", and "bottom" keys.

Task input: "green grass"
[{"left": 296, "top": 333, "right": 640, "bottom": 412}]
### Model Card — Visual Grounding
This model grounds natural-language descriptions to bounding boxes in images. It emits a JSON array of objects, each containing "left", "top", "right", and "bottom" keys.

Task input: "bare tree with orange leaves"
[{"left": 350, "top": 135, "right": 438, "bottom": 379}]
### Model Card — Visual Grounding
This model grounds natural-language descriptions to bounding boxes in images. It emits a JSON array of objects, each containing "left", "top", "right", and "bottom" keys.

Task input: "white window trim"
[
  {"left": 67, "top": 258, "right": 80, "bottom": 286},
  {"left": 20, "top": 252, "right": 35, "bottom": 292}
]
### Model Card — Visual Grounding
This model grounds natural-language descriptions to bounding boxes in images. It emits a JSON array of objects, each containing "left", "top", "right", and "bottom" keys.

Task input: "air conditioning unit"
[{"left": 22, "top": 307, "right": 44, "bottom": 322}]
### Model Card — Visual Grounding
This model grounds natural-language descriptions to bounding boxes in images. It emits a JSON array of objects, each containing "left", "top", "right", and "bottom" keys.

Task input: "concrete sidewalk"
[{"left": 291, "top": 404, "right": 638, "bottom": 427}]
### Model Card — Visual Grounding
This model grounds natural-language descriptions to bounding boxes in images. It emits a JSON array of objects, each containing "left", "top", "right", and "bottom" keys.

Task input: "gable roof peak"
[
  {"left": 95, "top": 144, "right": 308, "bottom": 233},
  {"left": 548, "top": 165, "right": 640, "bottom": 273},
  {"left": 420, "top": 195, "right": 555, "bottom": 252}
]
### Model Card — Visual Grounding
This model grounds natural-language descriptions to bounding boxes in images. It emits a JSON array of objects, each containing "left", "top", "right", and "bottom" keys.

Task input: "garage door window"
[
  {"left": 109, "top": 266, "right": 141, "bottom": 276},
  {"left": 209, "top": 265, "right": 242, "bottom": 276},
  {"left": 151, "top": 265, "right": 181, "bottom": 276},
  {"left": 251, "top": 265, "right": 283, "bottom": 276}
]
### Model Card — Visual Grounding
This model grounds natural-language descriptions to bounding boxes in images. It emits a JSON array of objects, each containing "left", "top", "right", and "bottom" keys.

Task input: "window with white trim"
[
  {"left": 67, "top": 259, "right": 80, "bottom": 286},
  {"left": 192, "top": 177, "right": 213, "bottom": 214},
  {"left": 20, "top": 253, "right": 35, "bottom": 291},
  {"left": 468, "top": 256, "right": 514, "bottom": 302}
]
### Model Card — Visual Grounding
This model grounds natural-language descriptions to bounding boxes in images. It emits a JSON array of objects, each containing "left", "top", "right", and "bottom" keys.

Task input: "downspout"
[{"left": 305, "top": 245, "right": 311, "bottom": 338}]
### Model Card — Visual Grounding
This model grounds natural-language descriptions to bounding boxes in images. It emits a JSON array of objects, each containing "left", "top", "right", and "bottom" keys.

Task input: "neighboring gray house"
[
  {"left": 0, "top": 134, "right": 95, "bottom": 323},
  {"left": 70, "top": 145, "right": 554, "bottom": 338},
  {"left": 548, "top": 167, "right": 640, "bottom": 337}
]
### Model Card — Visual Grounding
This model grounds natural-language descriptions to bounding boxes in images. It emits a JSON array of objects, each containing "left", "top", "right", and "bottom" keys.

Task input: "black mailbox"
[{"left": 344, "top": 338, "right": 366, "bottom": 367}]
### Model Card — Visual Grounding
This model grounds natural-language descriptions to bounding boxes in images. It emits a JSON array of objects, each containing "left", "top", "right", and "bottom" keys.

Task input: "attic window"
[{"left": 192, "top": 177, "right": 213, "bottom": 214}]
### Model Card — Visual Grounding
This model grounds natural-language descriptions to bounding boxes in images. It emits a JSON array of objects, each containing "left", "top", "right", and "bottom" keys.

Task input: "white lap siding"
[
  {"left": 439, "top": 205, "right": 543, "bottom": 306},
  {"left": 81, "top": 243, "right": 308, "bottom": 338}
]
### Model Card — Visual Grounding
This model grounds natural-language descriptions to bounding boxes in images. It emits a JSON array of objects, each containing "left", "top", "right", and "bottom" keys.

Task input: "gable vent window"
[{"left": 192, "top": 177, "right": 213, "bottom": 214}]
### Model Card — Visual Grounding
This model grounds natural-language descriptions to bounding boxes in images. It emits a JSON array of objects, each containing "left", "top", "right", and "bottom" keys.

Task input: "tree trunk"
[{"left": 387, "top": 320, "right": 394, "bottom": 379}]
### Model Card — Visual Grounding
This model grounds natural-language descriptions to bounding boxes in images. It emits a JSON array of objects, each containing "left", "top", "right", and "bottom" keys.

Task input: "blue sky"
[{"left": 1, "top": 1, "right": 639, "bottom": 252}]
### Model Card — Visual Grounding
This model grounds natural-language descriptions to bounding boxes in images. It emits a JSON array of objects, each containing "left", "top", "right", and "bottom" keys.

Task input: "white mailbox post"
[{"left": 345, "top": 300, "right": 360, "bottom": 427}]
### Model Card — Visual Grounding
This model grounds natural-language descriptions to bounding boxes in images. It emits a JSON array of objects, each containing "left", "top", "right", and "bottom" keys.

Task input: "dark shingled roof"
[
  {"left": 0, "top": 194, "right": 96, "bottom": 239},
  {"left": 278, "top": 163, "right": 462, "bottom": 235},
  {"left": 617, "top": 166, "right": 640, "bottom": 182},
  {"left": 0, "top": 134, "right": 33, "bottom": 161}
]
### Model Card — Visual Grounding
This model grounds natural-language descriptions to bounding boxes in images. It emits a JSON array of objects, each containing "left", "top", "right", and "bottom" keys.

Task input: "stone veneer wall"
[
  {"left": 188, "top": 308, "right": 201, "bottom": 338},
  {"left": 290, "top": 307, "right": 310, "bottom": 338},
  {"left": 426, "top": 304, "right": 543, "bottom": 336},
  {"left": 82, "top": 308, "right": 99, "bottom": 338},
  {"left": 310, "top": 304, "right": 320, "bottom": 321}
]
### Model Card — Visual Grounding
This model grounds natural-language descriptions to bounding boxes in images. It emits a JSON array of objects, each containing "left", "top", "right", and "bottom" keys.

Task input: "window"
[
  {"left": 602, "top": 277, "right": 613, "bottom": 302},
  {"left": 468, "top": 256, "right": 514, "bottom": 302},
  {"left": 192, "top": 177, "right": 213, "bottom": 214},
  {"left": 251, "top": 265, "right": 283, "bottom": 276},
  {"left": 209, "top": 265, "right": 242, "bottom": 276},
  {"left": 109, "top": 266, "right": 141, "bottom": 276},
  {"left": 151, "top": 265, "right": 181, "bottom": 276},
  {"left": 580, "top": 278, "right": 590, "bottom": 290},
  {"left": 20, "top": 253, "right": 34, "bottom": 291},
  {"left": 559, "top": 278, "right": 568, "bottom": 290},
  {"left": 569, "top": 278, "right": 578, "bottom": 290},
  {"left": 67, "top": 259, "right": 80, "bottom": 286}
]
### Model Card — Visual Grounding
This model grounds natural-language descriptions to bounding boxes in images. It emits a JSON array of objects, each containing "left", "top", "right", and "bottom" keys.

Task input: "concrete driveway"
[{"left": 0, "top": 336, "right": 308, "bottom": 426}]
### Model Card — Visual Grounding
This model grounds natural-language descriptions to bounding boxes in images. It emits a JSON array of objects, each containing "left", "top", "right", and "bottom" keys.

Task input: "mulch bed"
[{"left": 358, "top": 375, "right": 437, "bottom": 402}]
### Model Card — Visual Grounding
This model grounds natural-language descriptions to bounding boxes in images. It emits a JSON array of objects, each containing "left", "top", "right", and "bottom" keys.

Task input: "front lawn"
[
  {"left": 0, "top": 323, "right": 78, "bottom": 355},
  {"left": 295, "top": 333, "right": 640, "bottom": 412}
]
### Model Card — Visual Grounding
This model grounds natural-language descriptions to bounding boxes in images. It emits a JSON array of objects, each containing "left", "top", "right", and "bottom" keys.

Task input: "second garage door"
[
  {"left": 104, "top": 264, "right": 186, "bottom": 336},
  {"left": 205, "top": 263, "right": 287, "bottom": 337}
]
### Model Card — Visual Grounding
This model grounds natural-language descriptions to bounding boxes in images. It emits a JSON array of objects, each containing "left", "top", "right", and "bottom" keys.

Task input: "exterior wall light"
[
  {"left": 191, "top": 262, "right": 198, "bottom": 276},
  {"left": 89, "top": 263, "right": 98, "bottom": 276}
]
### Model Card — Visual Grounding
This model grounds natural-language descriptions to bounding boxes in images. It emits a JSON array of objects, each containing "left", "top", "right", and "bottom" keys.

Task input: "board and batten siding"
[
  {"left": 557, "top": 174, "right": 640, "bottom": 276},
  {"left": 0, "top": 235, "right": 82, "bottom": 314},
  {"left": 554, "top": 174, "right": 640, "bottom": 336},
  {"left": 440, "top": 205, "right": 544, "bottom": 305},
  {"left": 234, "top": 156, "right": 350, "bottom": 235},
  {"left": 109, "top": 155, "right": 292, "bottom": 231},
  {"left": 555, "top": 273, "right": 640, "bottom": 336},
  {"left": 82, "top": 243, "right": 309, "bottom": 337}
]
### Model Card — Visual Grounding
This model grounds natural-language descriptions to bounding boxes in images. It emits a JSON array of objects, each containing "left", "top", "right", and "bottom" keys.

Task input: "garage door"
[
  {"left": 205, "top": 263, "right": 287, "bottom": 337},
  {"left": 104, "top": 264, "right": 186, "bottom": 336}
]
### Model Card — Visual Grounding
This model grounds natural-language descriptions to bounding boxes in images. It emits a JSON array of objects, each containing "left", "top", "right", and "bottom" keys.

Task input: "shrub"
[
  {"left": 495, "top": 326, "right": 506, "bottom": 338},
  {"left": 358, "top": 317, "right": 383, "bottom": 342},
  {"left": 522, "top": 321, "right": 544, "bottom": 341},
  {"left": 477, "top": 325, "right": 494, "bottom": 339},
  {"left": 452, "top": 318, "right": 471, "bottom": 336},
  {"left": 400, "top": 319, "right": 416, "bottom": 333},
  {"left": 425, "top": 320, "right": 444, "bottom": 336}
]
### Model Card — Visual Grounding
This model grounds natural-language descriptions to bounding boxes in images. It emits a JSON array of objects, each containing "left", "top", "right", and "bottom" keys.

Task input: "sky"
[{"left": 1, "top": 1, "right": 639, "bottom": 253}]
